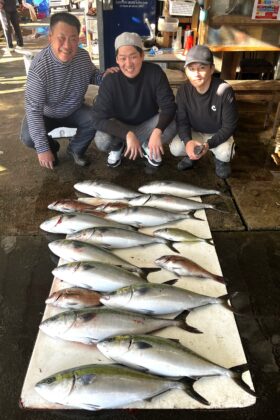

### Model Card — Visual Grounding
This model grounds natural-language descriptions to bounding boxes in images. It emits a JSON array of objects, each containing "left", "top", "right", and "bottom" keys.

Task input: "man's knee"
[
  {"left": 212, "top": 137, "right": 235, "bottom": 162},
  {"left": 94, "top": 131, "right": 112, "bottom": 152},
  {"left": 169, "top": 136, "right": 186, "bottom": 157}
]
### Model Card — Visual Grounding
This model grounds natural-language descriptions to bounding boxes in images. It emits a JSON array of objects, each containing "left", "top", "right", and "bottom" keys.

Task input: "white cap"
[{"left": 115, "top": 32, "right": 143, "bottom": 51}]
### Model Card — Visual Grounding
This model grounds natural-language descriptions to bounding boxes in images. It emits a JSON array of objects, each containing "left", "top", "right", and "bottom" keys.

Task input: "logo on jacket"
[{"left": 211, "top": 105, "right": 217, "bottom": 111}]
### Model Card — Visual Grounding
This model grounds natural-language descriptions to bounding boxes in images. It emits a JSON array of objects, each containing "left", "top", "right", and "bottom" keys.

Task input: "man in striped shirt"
[{"left": 20, "top": 12, "right": 117, "bottom": 169}]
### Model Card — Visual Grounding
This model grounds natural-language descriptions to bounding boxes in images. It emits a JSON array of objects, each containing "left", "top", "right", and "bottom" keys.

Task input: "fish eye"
[{"left": 45, "top": 376, "right": 56, "bottom": 384}]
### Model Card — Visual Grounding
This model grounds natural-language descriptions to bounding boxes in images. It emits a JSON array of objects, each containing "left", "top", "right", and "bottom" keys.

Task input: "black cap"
[{"left": 185, "top": 45, "right": 213, "bottom": 67}]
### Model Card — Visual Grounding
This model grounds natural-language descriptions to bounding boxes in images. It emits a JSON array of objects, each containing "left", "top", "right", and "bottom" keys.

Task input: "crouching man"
[
  {"left": 169, "top": 45, "right": 238, "bottom": 179},
  {"left": 92, "top": 32, "right": 177, "bottom": 168}
]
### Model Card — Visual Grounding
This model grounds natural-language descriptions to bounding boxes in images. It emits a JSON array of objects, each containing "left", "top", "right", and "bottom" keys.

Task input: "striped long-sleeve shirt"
[{"left": 25, "top": 45, "right": 102, "bottom": 154}]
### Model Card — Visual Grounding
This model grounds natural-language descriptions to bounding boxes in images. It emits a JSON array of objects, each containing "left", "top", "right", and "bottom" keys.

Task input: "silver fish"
[
  {"left": 40, "top": 213, "right": 135, "bottom": 234},
  {"left": 39, "top": 307, "right": 199, "bottom": 345},
  {"left": 129, "top": 194, "right": 216, "bottom": 212},
  {"left": 153, "top": 227, "right": 214, "bottom": 246},
  {"left": 47, "top": 199, "right": 107, "bottom": 217},
  {"left": 97, "top": 335, "right": 255, "bottom": 398},
  {"left": 138, "top": 181, "right": 221, "bottom": 198},
  {"left": 35, "top": 364, "right": 208, "bottom": 410},
  {"left": 67, "top": 226, "right": 178, "bottom": 253},
  {"left": 45, "top": 287, "right": 101, "bottom": 309},
  {"left": 74, "top": 180, "right": 140, "bottom": 199},
  {"left": 49, "top": 240, "right": 158, "bottom": 278},
  {"left": 52, "top": 261, "right": 148, "bottom": 291},
  {"left": 155, "top": 255, "right": 224, "bottom": 283},
  {"left": 105, "top": 206, "right": 197, "bottom": 228},
  {"left": 100, "top": 283, "right": 229, "bottom": 315}
]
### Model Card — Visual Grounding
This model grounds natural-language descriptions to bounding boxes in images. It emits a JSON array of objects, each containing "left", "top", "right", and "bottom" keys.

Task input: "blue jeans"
[
  {"left": 20, "top": 104, "right": 96, "bottom": 155},
  {"left": 94, "top": 115, "right": 177, "bottom": 153}
]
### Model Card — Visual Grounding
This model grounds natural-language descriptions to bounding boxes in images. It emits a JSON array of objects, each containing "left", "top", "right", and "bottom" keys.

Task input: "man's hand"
[
  {"left": 186, "top": 140, "right": 209, "bottom": 160},
  {"left": 103, "top": 67, "right": 119, "bottom": 77},
  {"left": 148, "top": 128, "right": 164, "bottom": 160},
  {"left": 38, "top": 151, "right": 56, "bottom": 170},
  {"left": 124, "top": 131, "right": 143, "bottom": 160}
]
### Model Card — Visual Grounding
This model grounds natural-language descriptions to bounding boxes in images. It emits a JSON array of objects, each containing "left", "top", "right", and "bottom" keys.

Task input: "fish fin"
[
  {"left": 230, "top": 364, "right": 256, "bottom": 397},
  {"left": 163, "top": 279, "right": 179, "bottom": 286},
  {"left": 179, "top": 377, "right": 210, "bottom": 406},
  {"left": 175, "top": 310, "right": 203, "bottom": 334},
  {"left": 134, "top": 341, "right": 153, "bottom": 350},
  {"left": 139, "top": 267, "right": 161, "bottom": 279},
  {"left": 166, "top": 241, "right": 179, "bottom": 254},
  {"left": 79, "top": 373, "right": 97, "bottom": 385}
]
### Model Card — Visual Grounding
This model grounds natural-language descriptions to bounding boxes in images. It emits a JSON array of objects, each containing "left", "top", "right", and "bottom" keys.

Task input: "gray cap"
[
  {"left": 115, "top": 32, "right": 143, "bottom": 51},
  {"left": 185, "top": 45, "right": 213, "bottom": 67}
]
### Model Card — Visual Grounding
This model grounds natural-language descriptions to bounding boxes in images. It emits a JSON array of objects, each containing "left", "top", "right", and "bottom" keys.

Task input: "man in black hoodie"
[{"left": 92, "top": 32, "right": 176, "bottom": 168}]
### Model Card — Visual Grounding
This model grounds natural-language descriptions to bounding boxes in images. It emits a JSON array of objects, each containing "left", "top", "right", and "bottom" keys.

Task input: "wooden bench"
[{"left": 225, "top": 80, "right": 280, "bottom": 138}]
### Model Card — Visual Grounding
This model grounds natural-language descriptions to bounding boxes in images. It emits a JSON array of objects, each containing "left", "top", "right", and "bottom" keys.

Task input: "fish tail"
[
  {"left": 166, "top": 240, "right": 179, "bottom": 254},
  {"left": 139, "top": 267, "right": 161, "bottom": 279},
  {"left": 213, "top": 274, "right": 226, "bottom": 284},
  {"left": 179, "top": 377, "right": 210, "bottom": 406},
  {"left": 189, "top": 210, "right": 204, "bottom": 221},
  {"left": 206, "top": 238, "right": 215, "bottom": 246},
  {"left": 230, "top": 364, "right": 256, "bottom": 397},
  {"left": 218, "top": 292, "right": 238, "bottom": 312},
  {"left": 175, "top": 311, "right": 203, "bottom": 334}
]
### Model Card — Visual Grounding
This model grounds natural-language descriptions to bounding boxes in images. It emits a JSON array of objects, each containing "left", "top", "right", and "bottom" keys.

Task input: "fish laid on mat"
[
  {"left": 67, "top": 226, "right": 178, "bottom": 253},
  {"left": 40, "top": 213, "right": 135, "bottom": 235},
  {"left": 49, "top": 240, "right": 159, "bottom": 278},
  {"left": 129, "top": 194, "right": 217, "bottom": 212},
  {"left": 100, "top": 283, "right": 230, "bottom": 315},
  {"left": 39, "top": 307, "right": 200, "bottom": 344},
  {"left": 46, "top": 287, "right": 101, "bottom": 309},
  {"left": 138, "top": 181, "right": 221, "bottom": 198},
  {"left": 97, "top": 335, "right": 256, "bottom": 398},
  {"left": 35, "top": 364, "right": 209, "bottom": 410},
  {"left": 52, "top": 261, "right": 148, "bottom": 291},
  {"left": 47, "top": 199, "right": 107, "bottom": 216},
  {"left": 155, "top": 255, "right": 224, "bottom": 283},
  {"left": 105, "top": 206, "right": 200, "bottom": 228},
  {"left": 74, "top": 180, "right": 140, "bottom": 199},
  {"left": 153, "top": 227, "right": 214, "bottom": 246}
]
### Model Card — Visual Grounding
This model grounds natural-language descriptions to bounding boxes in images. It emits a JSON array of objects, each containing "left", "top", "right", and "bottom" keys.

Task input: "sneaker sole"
[
  {"left": 142, "top": 151, "right": 161, "bottom": 167},
  {"left": 107, "top": 159, "right": 121, "bottom": 168}
]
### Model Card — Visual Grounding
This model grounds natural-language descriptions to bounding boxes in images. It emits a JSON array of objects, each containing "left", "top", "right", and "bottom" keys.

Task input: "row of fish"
[{"left": 34, "top": 180, "right": 255, "bottom": 409}]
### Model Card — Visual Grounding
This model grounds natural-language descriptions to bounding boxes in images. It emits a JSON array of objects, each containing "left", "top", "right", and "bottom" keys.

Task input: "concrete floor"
[{"left": 1, "top": 25, "right": 280, "bottom": 419}]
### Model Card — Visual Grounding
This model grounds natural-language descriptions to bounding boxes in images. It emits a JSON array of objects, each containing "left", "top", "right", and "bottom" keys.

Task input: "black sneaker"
[
  {"left": 67, "top": 147, "right": 89, "bottom": 167},
  {"left": 107, "top": 144, "right": 125, "bottom": 168},
  {"left": 214, "top": 158, "right": 231, "bottom": 179},
  {"left": 177, "top": 156, "right": 194, "bottom": 171},
  {"left": 142, "top": 143, "right": 162, "bottom": 167}
]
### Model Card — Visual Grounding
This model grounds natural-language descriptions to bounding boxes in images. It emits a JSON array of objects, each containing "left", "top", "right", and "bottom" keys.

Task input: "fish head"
[
  {"left": 40, "top": 215, "right": 63, "bottom": 233},
  {"left": 97, "top": 335, "right": 132, "bottom": 359},
  {"left": 35, "top": 371, "right": 74, "bottom": 404},
  {"left": 39, "top": 311, "right": 75, "bottom": 338},
  {"left": 48, "top": 239, "right": 64, "bottom": 256},
  {"left": 100, "top": 286, "right": 133, "bottom": 308}
]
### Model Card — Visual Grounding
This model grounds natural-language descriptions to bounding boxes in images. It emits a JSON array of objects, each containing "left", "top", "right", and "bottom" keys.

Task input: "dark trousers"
[
  {"left": 4, "top": 10, "right": 23, "bottom": 48},
  {"left": 20, "top": 104, "right": 96, "bottom": 155}
]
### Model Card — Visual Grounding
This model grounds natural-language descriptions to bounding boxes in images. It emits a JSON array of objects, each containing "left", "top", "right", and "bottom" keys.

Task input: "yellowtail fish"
[
  {"left": 97, "top": 335, "right": 256, "bottom": 399},
  {"left": 35, "top": 364, "right": 209, "bottom": 410}
]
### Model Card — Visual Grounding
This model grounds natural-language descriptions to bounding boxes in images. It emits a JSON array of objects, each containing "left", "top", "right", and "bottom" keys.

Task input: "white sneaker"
[
  {"left": 107, "top": 144, "right": 125, "bottom": 167},
  {"left": 142, "top": 143, "right": 162, "bottom": 167}
]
